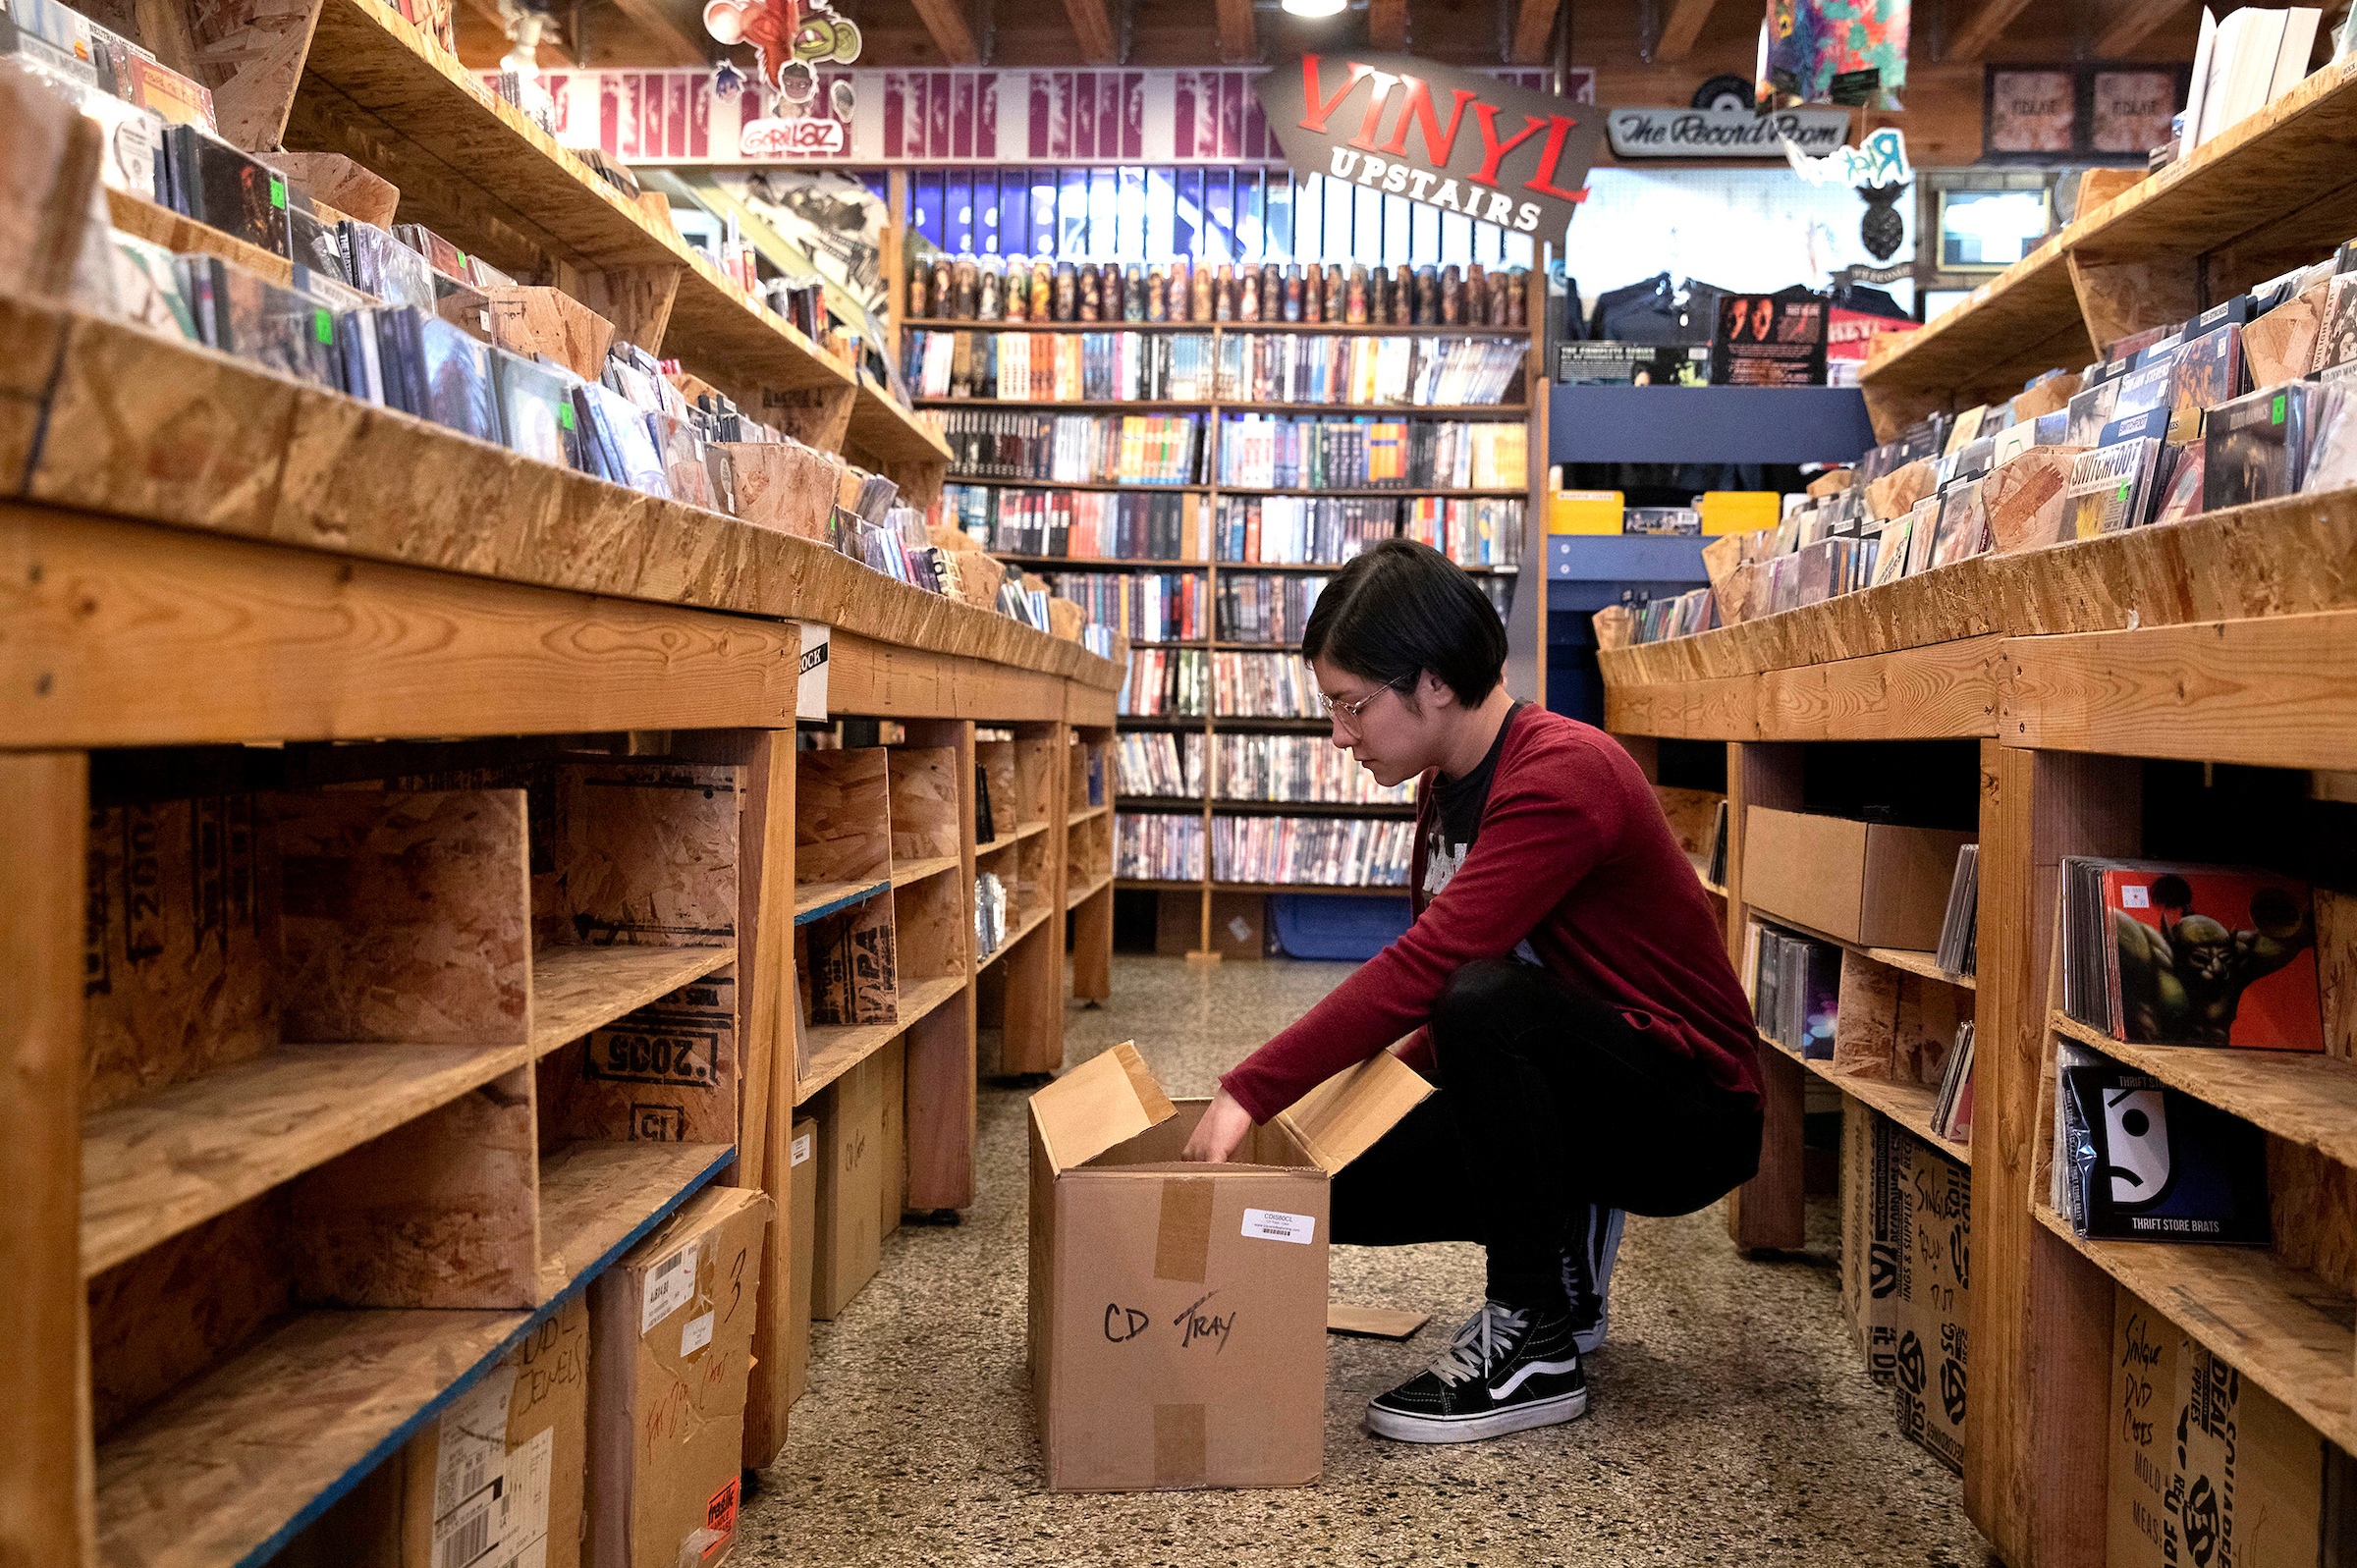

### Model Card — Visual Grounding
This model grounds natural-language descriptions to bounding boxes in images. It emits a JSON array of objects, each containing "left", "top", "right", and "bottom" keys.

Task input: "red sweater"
[{"left": 1220, "top": 706, "right": 1763, "bottom": 1124}]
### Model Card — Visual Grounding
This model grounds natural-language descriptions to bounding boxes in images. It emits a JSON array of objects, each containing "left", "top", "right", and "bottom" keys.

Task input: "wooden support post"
[
  {"left": 0, "top": 752, "right": 92, "bottom": 1568},
  {"left": 998, "top": 722, "right": 1069, "bottom": 1071},
  {"left": 1072, "top": 888, "right": 1112, "bottom": 1002},
  {"left": 576, "top": 264, "right": 683, "bottom": 354},
  {"left": 901, "top": 719, "right": 976, "bottom": 1212},
  {"left": 1723, "top": 740, "right": 1806, "bottom": 1251},
  {"left": 1963, "top": 741, "right": 2140, "bottom": 1568}
]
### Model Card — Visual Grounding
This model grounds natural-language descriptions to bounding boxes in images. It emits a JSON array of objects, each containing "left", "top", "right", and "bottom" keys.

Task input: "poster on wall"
[
  {"left": 1986, "top": 70, "right": 2075, "bottom": 152},
  {"left": 1763, "top": 0, "right": 1910, "bottom": 111},
  {"left": 2088, "top": 70, "right": 2180, "bottom": 154},
  {"left": 1253, "top": 54, "right": 1604, "bottom": 239}
]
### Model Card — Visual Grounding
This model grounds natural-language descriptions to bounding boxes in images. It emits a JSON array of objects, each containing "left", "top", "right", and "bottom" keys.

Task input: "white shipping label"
[
  {"left": 1241, "top": 1208, "right": 1316, "bottom": 1245},
  {"left": 489, "top": 1544, "right": 546, "bottom": 1568},
  {"left": 642, "top": 1244, "right": 699, "bottom": 1333},
  {"left": 431, "top": 1486, "right": 502, "bottom": 1568},
  {"left": 791, "top": 1132, "right": 813, "bottom": 1167},
  {"left": 681, "top": 1309, "right": 716, "bottom": 1358},
  {"left": 502, "top": 1426, "right": 554, "bottom": 1551},
  {"left": 432, "top": 1365, "right": 517, "bottom": 1522}
]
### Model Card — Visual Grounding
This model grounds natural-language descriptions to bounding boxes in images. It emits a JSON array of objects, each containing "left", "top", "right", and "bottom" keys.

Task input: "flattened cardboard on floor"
[
  {"left": 1027, "top": 1042, "right": 1430, "bottom": 1492},
  {"left": 589, "top": 1184, "right": 772, "bottom": 1568},
  {"left": 1744, "top": 805, "right": 1976, "bottom": 950}
]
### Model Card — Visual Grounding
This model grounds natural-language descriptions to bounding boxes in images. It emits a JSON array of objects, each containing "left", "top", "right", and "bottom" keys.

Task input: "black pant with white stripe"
[{"left": 1330, "top": 958, "right": 1763, "bottom": 1314}]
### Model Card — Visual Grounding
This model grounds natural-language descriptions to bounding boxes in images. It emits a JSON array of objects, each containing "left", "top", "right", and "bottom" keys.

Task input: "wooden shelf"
[
  {"left": 2032, "top": 1201, "right": 2356, "bottom": 1457},
  {"left": 1863, "top": 56, "right": 2357, "bottom": 413},
  {"left": 530, "top": 944, "right": 738, "bottom": 1055},
  {"left": 1066, "top": 872, "right": 1114, "bottom": 910},
  {"left": 535, "top": 1139, "right": 736, "bottom": 1299},
  {"left": 290, "top": 0, "right": 851, "bottom": 402},
  {"left": 92, "top": 1142, "right": 730, "bottom": 1568},
  {"left": 890, "top": 853, "right": 961, "bottom": 889},
  {"left": 847, "top": 374, "right": 953, "bottom": 468},
  {"left": 795, "top": 973, "right": 966, "bottom": 1106},
  {"left": 793, "top": 877, "right": 892, "bottom": 924},
  {"left": 906, "top": 318, "right": 1530, "bottom": 338},
  {"left": 2051, "top": 1010, "right": 2357, "bottom": 1168},
  {"left": 1212, "top": 799, "right": 1416, "bottom": 817},
  {"left": 954, "top": 481, "right": 1213, "bottom": 496},
  {"left": 975, "top": 830, "right": 1019, "bottom": 856},
  {"left": 1014, "top": 819, "right": 1053, "bottom": 842},
  {"left": 979, "top": 903, "right": 1054, "bottom": 970},
  {"left": 1865, "top": 946, "right": 1974, "bottom": 991},
  {"left": 1067, "top": 802, "right": 1111, "bottom": 825},
  {"left": 81, "top": 1041, "right": 530, "bottom": 1279}
]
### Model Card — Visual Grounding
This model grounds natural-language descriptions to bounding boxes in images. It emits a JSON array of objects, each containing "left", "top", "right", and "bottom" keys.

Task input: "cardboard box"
[
  {"left": 812, "top": 1052, "right": 883, "bottom": 1320},
  {"left": 588, "top": 1185, "right": 772, "bottom": 1568},
  {"left": 1699, "top": 491, "right": 1779, "bottom": 534},
  {"left": 2108, "top": 1283, "right": 2328, "bottom": 1568},
  {"left": 397, "top": 1293, "right": 589, "bottom": 1568},
  {"left": 1744, "top": 805, "right": 1976, "bottom": 951},
  {"left": 1155, "top": 892, "right": 1265, "bottom": 959},
  {"left": 786, "top": 1114, "right": 818, "bottom": 1407},
  {"left": 879, "top": 1035, "right": 905, "bottom": 1239},
  {"left": 1548, "top": 488, "right": 1622, "bottom": 534},
  {"left": 1880, "top": 1120, "right": 1969, "bottom": 1475},
  {"left": 1026, "top": 1042, "right": 1430, "bottom": 1491}
]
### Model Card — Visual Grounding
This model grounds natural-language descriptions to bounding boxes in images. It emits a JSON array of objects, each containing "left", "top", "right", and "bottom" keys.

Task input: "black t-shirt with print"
[{"left": 1424, "top": 702, "right": 1525, "bottom": 896}]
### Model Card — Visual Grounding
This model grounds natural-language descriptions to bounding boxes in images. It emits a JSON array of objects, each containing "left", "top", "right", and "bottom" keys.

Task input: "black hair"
[{"left": 1299, "top": 538, "right": 1507, "bottom": 708}]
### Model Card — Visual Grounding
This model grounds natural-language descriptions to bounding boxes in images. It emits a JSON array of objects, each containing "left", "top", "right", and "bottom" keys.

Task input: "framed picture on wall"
[{"left": 1982, "top": 63, "right": 2191, "bottom": 163}]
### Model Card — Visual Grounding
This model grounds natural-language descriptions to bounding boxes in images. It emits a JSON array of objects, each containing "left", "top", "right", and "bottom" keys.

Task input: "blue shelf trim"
[
  {"left": 233, "top": 1145, "right": 738, "bottom": 1568},
  {"left": 792, "top": 878, "right": 892, "bottom": 925},
  {"left": 1549, "top": 385, "right": 1875, "bottom": 465},
  {"left": 1547, "top": 534, "right": 1712, "bottom": 582}
]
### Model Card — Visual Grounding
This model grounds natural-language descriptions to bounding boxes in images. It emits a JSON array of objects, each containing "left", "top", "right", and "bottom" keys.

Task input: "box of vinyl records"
[
  {"left": 2108, "top": 1284, "right": 2330, "bottom": 1568},
  {"left": 1026, "top": 1043, "right": 1428, "bottom": 1490}
]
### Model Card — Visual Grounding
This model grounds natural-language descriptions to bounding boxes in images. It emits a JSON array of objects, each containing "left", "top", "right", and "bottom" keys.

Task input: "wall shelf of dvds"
[
  {"left": 912, "top": 279, "right": 1547, "bottom": 946},
  {"left": 1596, "top": 517, "right": 2357, "bottom": 1568}
]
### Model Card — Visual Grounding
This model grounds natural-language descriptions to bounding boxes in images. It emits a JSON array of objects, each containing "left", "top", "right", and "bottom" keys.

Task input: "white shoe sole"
[{"left": 1364, "top": 1386, "right": 1589, "bottom": 1444}]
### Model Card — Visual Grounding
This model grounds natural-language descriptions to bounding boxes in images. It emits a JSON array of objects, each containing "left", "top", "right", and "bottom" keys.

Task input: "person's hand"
[{"left": 1181, "top": 1087, "right": 1255, "bottom": 1163}]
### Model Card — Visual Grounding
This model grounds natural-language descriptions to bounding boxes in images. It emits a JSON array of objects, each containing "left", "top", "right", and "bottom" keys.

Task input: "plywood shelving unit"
[{"left": 1600, "top": 514, "right": 2357, "bottom": 1567}]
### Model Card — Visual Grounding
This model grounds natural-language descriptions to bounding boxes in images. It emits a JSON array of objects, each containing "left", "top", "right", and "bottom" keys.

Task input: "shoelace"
[{"left": 1426, "top": 1302, "right": 1531, "bottom": 1388}]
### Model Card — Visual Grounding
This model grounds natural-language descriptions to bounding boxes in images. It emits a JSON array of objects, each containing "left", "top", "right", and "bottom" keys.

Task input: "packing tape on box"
[
  {"left": 1153, "top": 1403, "right": 1207, "bottom": 1487},
  {"left": 1154, "top": 1177, "right": 1213, "bottom": 1283}
]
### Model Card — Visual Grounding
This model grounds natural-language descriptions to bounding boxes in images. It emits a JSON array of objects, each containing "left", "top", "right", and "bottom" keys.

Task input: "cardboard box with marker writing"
[{"left": 1026, "top": 1041, "right": 1430, "bottom": 1491}]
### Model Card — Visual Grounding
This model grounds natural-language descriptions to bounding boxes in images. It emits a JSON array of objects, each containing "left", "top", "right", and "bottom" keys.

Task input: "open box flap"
[
  {"left": 1028, "top": 1039, "right": 1177, "bottom": 1175},
  {"left": 1273, "top": 1051, "right": 1433, "bottom": 1177}
]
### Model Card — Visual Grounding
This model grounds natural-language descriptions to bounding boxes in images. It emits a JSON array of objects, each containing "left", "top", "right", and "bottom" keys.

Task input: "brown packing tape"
[
  {"left": 1154, "top": 1176, "right": 1213, "bottom": 1284},
  {"left": 1153, "top": 1403, "right": 1207, "bottom": 1488}
]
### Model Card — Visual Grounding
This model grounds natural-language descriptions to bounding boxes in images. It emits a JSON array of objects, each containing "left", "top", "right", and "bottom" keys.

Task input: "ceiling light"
[{"left": 1282, "top": 0, "right": 1346, "bottom": 17}]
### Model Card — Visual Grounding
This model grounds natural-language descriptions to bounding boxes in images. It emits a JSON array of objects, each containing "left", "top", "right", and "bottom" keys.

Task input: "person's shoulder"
[{"left": 1503, "top": 707, "right": 1634, "bottom": 771}]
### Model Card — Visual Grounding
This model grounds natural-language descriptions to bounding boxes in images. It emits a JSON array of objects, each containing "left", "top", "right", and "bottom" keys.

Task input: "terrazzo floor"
[{"left": 738, "top": 954, "right": 1996, "bottom": 1568}]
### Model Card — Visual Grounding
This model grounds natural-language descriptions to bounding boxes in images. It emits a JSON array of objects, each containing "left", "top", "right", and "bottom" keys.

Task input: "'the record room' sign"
[{"left": 1254, "top": 54, "right": 1602, "bottom": 238}]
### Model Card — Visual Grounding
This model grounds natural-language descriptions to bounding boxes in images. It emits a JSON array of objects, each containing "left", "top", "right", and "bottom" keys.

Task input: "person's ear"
[{"left": 1421, "top": 670, "right": 1454, "bottom": 710}]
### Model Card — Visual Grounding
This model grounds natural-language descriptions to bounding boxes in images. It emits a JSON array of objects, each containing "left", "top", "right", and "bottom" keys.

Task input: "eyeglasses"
[{"left": 1317, "top": 684, "right": 1398, "bottom": 733}]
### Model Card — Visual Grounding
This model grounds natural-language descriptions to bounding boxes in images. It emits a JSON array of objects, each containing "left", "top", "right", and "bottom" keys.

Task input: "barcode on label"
[
  {"left": 790, "top": 1133, "right": 812, "bottom": 1166},
  {"left": 434, "top": 1490, "right": 497, "bottom": 1568},
  {"left": 1240, "top": 1208, "right": 1315, "bottom": 1244},
  {"left": 641, "top": 1244, "right": 698, "bottom": 1332}
]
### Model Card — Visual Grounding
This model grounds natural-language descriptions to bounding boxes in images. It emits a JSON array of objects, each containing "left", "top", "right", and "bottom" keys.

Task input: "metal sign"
[
  {"left": 1253, "top": 53, "right": 1603, "bottom": 237},
  {"left": 1605, "top": 105, "right": 1849, "bottom": 158}
]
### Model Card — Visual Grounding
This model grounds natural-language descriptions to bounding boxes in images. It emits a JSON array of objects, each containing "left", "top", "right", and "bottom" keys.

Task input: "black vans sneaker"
[
  {"left": 1563, "top": 1206, "right": 1626, "bottom": 1355},
  {"left": 1364, "top": 1302, "right": 1589, "bottom": 1444}
]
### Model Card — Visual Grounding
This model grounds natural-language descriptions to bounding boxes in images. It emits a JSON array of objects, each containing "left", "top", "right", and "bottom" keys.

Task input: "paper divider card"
[
  {"left": 1271, "top": 1051, "right": 1433, "bottom": 1176},
  {"left": 1027, "top": 1040, "right": 1178, "bottom": 1174}
]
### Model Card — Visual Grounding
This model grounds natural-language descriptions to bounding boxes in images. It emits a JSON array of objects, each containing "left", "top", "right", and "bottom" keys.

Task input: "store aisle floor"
[{"left": 739, "top": 955, "right": 1994, "bottom": 1567}]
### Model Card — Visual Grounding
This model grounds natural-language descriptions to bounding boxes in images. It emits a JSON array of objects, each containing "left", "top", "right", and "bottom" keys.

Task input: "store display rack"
[
  {"left": 1598, "top": 501, "right": 2357, "bottom": 1568},
  {"left": 910, "top": 285, "right": 1548, "bottom": 945}
]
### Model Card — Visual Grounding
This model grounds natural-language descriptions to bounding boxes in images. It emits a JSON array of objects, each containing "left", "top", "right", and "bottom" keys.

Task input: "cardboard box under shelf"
[
  {"left": 1026, "top": 1043, "right": 1429, "bottom": 1491},
  {"left": 812, "top": 1052, "right": 884, "bottom": 1320},
  {"left": 786, "top": 1115, "right": 818, "bottom": 1407},
  {"left": 879, "top": 1035, "right": 905, "bottom": 1239},
  {"left": 588, "top": 1184, "right": 771, "bottom": 1568},
  {"left": 1744, "top": 806, "right": 1975, "bottom": 951},
  {"left": 1854, "top": 1111, "right": 1969, "bottom": 1474},
  {"left": 2108, "top": 1282, "right": 2329, "bottom": 1568}
]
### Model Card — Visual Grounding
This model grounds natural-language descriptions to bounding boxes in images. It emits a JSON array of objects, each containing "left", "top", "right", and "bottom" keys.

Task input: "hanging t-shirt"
[{"left": 1422, "top": 703, "right": 1541, "bottom": 964}]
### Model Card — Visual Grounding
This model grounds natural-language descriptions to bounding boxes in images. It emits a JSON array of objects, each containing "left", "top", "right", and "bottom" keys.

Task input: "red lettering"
[
  {"left": 1296, "top": 54, "right": 1378, "bottom": 135},
  {"left": 1377, "top": 76, "right": 1479, "bottom": 167},
  {"left": 1521, "top": 114, "right": 1592, "bottom": 201},
  {"left": 1468, "top": 105, "right": 1550, "bottom": 188},
  {"left": 1345, "top": 73, "right": 1400, "bottom": 149}
]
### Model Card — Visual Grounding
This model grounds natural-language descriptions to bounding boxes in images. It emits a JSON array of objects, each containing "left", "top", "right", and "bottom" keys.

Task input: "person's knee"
[{"left": 1431, "top": 959, "right": 1529, "bottom": 1055}]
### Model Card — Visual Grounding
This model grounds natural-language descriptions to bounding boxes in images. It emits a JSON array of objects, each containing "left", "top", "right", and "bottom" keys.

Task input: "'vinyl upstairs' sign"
[{"left": 1254, "top": 54, "right": 1603, "bottom": 239}]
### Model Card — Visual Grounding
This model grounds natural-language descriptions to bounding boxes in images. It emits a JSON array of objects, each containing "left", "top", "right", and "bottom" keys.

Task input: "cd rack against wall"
[{"left": 904, "top": 289, "right": 1545, "bottom": 941}]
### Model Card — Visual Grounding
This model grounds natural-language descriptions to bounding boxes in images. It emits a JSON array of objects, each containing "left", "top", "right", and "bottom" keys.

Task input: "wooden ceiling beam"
[
  {"left": 1655, "top": 0, "right": 1722, "bottom": 61},
  {"left": 1368, "top": 0, "right": 1408, "bottom": 51},
  {"left": 2096, "top": 0, "right": 2196, "bottom": 57},
  {"left": 1061, "top": 0, "right": 1120, "bottom": 63},
  {"left": 599, "top": 0, "right": 709, "bottom": 66},
  {"left": 1508, "top": 0, "right": 1558, "bottom": 66},
  {"left": 1946, "top": 0, "right": 2039, "bottom": 62},
  {"left": 907, "top": 0, "right": 982, "bottom": 64},
  {"left": 1215, "top": 0, "right": 1256, "bottom": 65}
]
